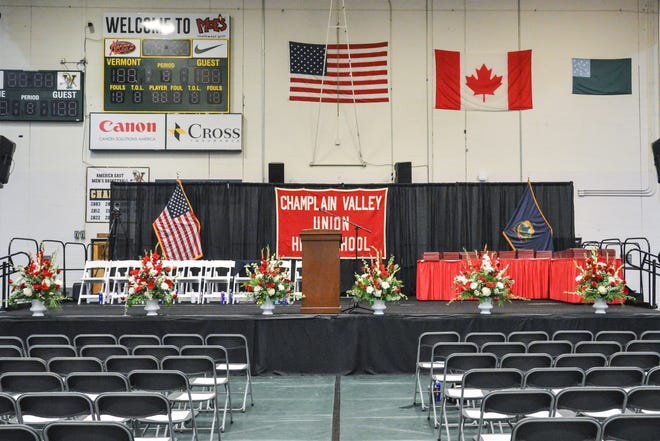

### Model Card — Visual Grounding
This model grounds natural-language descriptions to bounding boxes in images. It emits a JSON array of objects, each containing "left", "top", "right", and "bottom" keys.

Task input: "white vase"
[
  {"left": 372, "top": 299, "right": 387, "bottom": 315},
  {"left": 478, "top": 298, "right": 493, "bottom": 315},
  {"left": 144, "top": 299, "right": 160, "bottom": 316},
  {"left": 30, "top": 299, "right": 47, "bottom": 317},
  {"left": 260, "top": 298, "right": 275, "bottom": 315},
  {"left": 593, "top": 298, "right": 608, "bottom": 314}
]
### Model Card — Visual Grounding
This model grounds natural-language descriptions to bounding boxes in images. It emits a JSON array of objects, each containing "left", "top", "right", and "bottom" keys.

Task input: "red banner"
[{"left": 275, "top": 188, "right": 387, "bottom": 259}]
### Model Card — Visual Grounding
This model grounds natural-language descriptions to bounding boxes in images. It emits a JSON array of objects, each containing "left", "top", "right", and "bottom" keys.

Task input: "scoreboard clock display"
[
  {"left": 0, "top": 70, "right": 84, "bottom": 122},
  {"left": 103, "top": 38, "right": 229, "bottom": 113}
]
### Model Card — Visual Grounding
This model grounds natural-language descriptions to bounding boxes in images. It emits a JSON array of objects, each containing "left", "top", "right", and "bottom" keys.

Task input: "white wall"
[{"left": 0, "top": 0, "right": 658, "bottom": 273}]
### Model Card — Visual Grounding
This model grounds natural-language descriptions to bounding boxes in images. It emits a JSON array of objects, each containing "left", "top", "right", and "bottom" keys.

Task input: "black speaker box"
[
  {"left": 394, "top": 161, "right": 412, "bottom": 183},
  {"left": 652, "top": 138, "right": 660, "bottom": 183},
  {"left": 0, "top": 136, "right": 16, "bottom": 185},
  {"left": 268, "top": 162, "right": 284, "bottom": 184}
]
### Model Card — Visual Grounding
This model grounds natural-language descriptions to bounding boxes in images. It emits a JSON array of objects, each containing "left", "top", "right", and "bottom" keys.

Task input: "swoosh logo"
[{"left": 194, "top": 43, "right": 225, "bottom": 54}]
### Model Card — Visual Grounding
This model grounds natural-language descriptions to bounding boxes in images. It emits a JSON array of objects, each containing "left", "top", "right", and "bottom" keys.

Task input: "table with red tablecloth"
[
  {"left": 416, "top": 258, "right": 551, "bottom": 301},
  {"left": 548, "top": 257, "right": 623, "bottom": 304},
  {"left": 416, "top": 257, "right": 623, "bottom": 303}
]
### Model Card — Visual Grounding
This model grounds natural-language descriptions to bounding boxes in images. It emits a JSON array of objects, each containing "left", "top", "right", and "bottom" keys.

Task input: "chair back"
[
  {"left": 584, "top": 366, "right": 645, "bottom": 388},
  {"left": 117, "top": 334, "right": 161, "bottom": 351},
  {"left": 44, "top": 421, "right": 134, "bottom": 441},
  {"left": 65, "top": 372, "right": 129, "bottom": 395},
  {"left": 17, "top": 392, "right": 94, "bottom": 422},
  {"left": 554, "top": 386, "right": 626, "bottom": 418},
  {"left": 500, "top": 353, "right": 553, "bottom": 372},
  {"left": 0, "top": 424, "right": 41, "bottom": 441},
  {"left": 48, "top": 357, "right": 104, "bottom": 375},
  {"left": 507, "top": 331, "right": 549, "bottom": 346},
  {"left": 554, "top": 353, "right": 607, "bottom": 370},
  {"left": 161, "top": 333, "right": 204, "bottom": 348},
  {"left": 79, "top": 344, "right": 130, "bottom": 362},
  {"left": 601, "top": 414, "right": 660, "bottom": 441},
  {"left": 574, "top": 341, "right": 622, "bottom": 356},
  {"left": 26, "top": 334, "right": 71, "bottom": 348},
  {"left": 104, "top": 355, "right": 160, "bottom": 374},
  {"left": 551, "top": 330, "right": 594, "bottom": 345},
  {"left": 523, "top": 367, "right": 584, "bottom": 389},
  {"left": 510, "top": 417, "right": 601, "bottom": 441},
  {"left": 0, "top": 372, "right": 64, "bottom": 394},
  {"left": 595, "top": 330, "right": 638, "bottom": 346}
]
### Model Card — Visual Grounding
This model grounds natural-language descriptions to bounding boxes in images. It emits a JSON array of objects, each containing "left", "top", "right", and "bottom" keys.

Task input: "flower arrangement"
[
  {"left": 243, "top": 247, "right": 294, "bottom": 304},
  {"left": 346, "top": 250, "right": 406, "bottom": 305},
  {"left": 124, "top": 251, "right": 177, "bottom": 307},
  {"left": 573, "top": 248, "right": 630, "bottom": 302},
  {"left": 8, "top": 247, "right": 66, "bottom": 309},
  {"left": 451, "top": 249, "right": 517, "bottom": 304}
]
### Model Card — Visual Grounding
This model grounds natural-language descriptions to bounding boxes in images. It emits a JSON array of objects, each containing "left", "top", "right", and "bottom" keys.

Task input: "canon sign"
[
  {"left": 99, "top": 120, "right": 158, "bottom": 133},
  {"left": 187, "top": 123, "right": 240, "bottom": 139}
]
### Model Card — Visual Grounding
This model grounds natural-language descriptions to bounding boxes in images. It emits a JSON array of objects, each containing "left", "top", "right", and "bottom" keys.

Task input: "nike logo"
[{"left": 194, "top": 43, "right": 225, "bottom": 54}]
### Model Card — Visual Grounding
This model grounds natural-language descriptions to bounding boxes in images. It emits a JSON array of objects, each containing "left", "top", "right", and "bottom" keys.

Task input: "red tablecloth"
[
  {"left": 416, "top": 258, "right": 552, "bottom": 301},
  {"left": 548, "top": 258, "right": 623, "bottom": 304}
]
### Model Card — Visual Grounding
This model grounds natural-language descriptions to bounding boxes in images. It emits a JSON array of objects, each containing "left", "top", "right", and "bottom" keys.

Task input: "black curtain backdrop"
[{"left": 110, "top": 181, "right": 575, "bottom": 296}]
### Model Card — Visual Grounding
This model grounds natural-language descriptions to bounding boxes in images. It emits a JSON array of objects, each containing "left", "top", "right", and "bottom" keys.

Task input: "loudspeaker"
[
  {"left": 394, "top": 162, "right": 412, "bottom": 183},
  {"left": 0, "top": 136, "right": 16, "bottom": 186},
  {"left": 268, "top": 162, "right": 284, "bottom": 184},
  {"left": 653, "top": 138, "right": 660, "bottom": 183}
]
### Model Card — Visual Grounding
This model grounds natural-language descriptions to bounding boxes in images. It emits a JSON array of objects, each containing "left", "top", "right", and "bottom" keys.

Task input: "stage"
[{"left": 2, "top": 298, "right": 658, "bottom": 375}]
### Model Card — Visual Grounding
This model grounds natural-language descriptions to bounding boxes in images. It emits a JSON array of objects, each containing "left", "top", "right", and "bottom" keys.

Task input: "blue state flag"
[{"left": 502, "top": 181, "right": 553, "bottom": 251}]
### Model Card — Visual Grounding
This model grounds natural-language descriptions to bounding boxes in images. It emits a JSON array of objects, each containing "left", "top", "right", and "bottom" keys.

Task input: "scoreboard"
[
  {"left": 0, "top": 70, "right": 84, "bottom": 122},
  {"left": 103, "top": 38, "right": 229, "bottom": 113}
]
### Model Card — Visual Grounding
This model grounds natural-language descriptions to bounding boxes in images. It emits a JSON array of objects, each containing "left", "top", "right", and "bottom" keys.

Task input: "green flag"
[{"left": 572, "top": 58, "right": 631, "bottom": 95}]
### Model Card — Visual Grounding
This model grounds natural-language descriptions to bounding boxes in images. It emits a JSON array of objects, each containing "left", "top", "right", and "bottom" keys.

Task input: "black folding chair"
[
  {"left": 601, "top": 414, "right": 660, "bottom": 441},
  {"left": 584, "top": 366, "right": 645, "bottom": 388},
  {"left": 411, "top": 331, "right": 461, "bottom": 409},
  {"left": 44, "top": 421, "right": 134, "bottom": 441},
  {"left": 47, "top": 357, "right": 104, "bottom": 376},
  {"left": 0, "top": 424, "right": 41, "bottom": 441},
  {"left": 17, "top": 392, "right": 94, "bottom": 426},
  {"left": 509, "top": 417, "right": 601, "bottom": 441}
]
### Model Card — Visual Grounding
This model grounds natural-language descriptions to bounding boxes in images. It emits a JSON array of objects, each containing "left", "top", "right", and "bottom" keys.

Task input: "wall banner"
[{"left": 275, "top": 188, "right": 387, "bottom": 259}]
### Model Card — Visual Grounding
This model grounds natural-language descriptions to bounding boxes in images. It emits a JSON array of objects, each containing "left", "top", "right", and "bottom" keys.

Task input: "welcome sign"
[{"left": 275, "top": 188, "right": 387, "bottom": 259}]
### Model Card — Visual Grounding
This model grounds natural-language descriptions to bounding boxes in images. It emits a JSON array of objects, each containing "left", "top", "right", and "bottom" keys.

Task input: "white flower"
[
  {"left": 254, "top": 285, "right": 262, "bottom": 292},
  {"left": 23, "top": 287, "right": 33, "bottom": 297},
  {"left": 160, "top": 282, "right": 170, "bottom": 291},
  {"left": 267, "top": 288, "right": 275, "bottom": 296},
  {"left": 470, "top": 282, "right": 478, "bottom": 290},
  {"left": 128, "top": 287, "right": 135, "bottom": 295},
  {"left": 576, "top": 275, "right": 583, "bottom": 282},
  {"left": 597, "top": 285, "right": 607, "bottom": 295},
  {"left": 455, "top": 275, "right": 468, "bottom": 284},
  {"left": 496, "top": 282, "right": 504, "bottom": 290},
  {"left": 607, "top": 276, "right": 615, "bottom": 284},
  {"left": 482, "top": 287, "right": 492, "bottom": 296},
  {"left": 55, "top": 279, "right": 62, "bottom": 288},
  {"left": 150, "top": 269, "right": 158, "bottom": 276},
  {"left": 381, "top": 281, "right": 390, "bottom": 290},
  {"left": 43, "top": 278, "right": 51, "bottom": 287},
  {"left": 366, "top": 286, "right": 374, "bottom": 294}
]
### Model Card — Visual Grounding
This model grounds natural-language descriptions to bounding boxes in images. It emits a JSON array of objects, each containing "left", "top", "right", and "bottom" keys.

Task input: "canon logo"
[
  {"left": 99, "top": 120, "right": 158, "bottom": 133},
  {"left": 187, "top": 123, "right": 240, "bottom": 139}
]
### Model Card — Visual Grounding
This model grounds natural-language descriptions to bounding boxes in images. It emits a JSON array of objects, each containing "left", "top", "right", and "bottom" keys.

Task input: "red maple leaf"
[{"left": 465, "top": 64, "right": 502, "bottom": 102}]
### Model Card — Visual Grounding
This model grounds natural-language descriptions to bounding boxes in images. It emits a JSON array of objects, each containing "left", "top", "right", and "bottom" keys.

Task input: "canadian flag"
[{"left": 435, "top": 49, "right": 533, "bottom": 111}]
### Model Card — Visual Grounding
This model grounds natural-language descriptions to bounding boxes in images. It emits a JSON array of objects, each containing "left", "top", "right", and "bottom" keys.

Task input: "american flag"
[
  {"left": 289, "top": 41, "right": 389, "bottom": 103},
  {"left": 153, "top": 180, "right": 203, "bottom": 260}
]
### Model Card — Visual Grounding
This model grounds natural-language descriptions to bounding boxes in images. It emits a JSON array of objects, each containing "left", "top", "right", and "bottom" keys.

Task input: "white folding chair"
[
  {"left": 170, "top": 260, "right": 205, "bottom": 304},
  {"left": 293, "top": 259, "right": 303, "bottom": 295},
  {"left": 106, "top": 260, "right": 140, "bottom": 304},
  {"left": 232, "top": 260, "right": 258, "bottom": 304},
  {"left": 202, "top": 260, "right": 235, "bottom": 304},
  {"left": 78, "top": 260, "right": 110, "bottom": 304}
]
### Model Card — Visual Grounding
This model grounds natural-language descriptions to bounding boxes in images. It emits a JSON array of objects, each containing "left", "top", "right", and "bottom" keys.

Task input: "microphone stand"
[
  {"left": 318, "top": 208, "right": 372, "bottom": 314},
  {"left": 108, "top": 204, "right": 121, "bottom": 261}
]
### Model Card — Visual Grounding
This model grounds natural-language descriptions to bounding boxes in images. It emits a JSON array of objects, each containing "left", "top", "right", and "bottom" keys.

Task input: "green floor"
[{"left": 211, "top": 374, "right": 439, "bottom": 441}]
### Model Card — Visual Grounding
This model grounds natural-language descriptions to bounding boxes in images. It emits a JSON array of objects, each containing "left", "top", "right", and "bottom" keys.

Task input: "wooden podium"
[{"left": 299, "top": 229, "right": 342, "bottom": 314}]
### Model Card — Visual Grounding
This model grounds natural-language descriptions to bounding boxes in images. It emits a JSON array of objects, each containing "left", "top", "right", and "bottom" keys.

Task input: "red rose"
[{"left": 172, "top": 293, "right": 177, "bottom": 299}]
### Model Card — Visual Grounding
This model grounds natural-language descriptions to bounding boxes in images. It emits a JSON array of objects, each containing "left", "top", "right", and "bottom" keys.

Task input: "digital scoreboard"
[
  {"left": 103, "top": 38, "right": 229, "bottom": 113},
  {"left": 0, "top": 70, "right": 84, "bottom": 122}
]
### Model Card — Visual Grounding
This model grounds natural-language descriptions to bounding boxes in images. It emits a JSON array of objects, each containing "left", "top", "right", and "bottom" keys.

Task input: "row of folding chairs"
[
  {"left": 0, "top": 333, "right": 254, "bottom": 413},
  {"left": 0, "top": 388, "right": 203, "bottom": 441},
  {"left": 430, "top": 365, "right": 660, "bottom": 440},
  {"left": 77, "top": 259, "right": 303, "bottom": 305},
  {"left": 461, "top": 329, "right": 660, "bottom": 347},
  {"left": 413, "top": 334, "right": 660, "bottom": 410},
  {"left": 428, "top": 352, "right": 660, "bottom": 435},
  {"left": 0, "top": 363, "right": 232, "bottom": 439},
  {"left": 0, "top": 421, "right": 137, "bottom": 441},
  {"left": 472, "top": 404, "right": 660, "bottom": 441}
]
